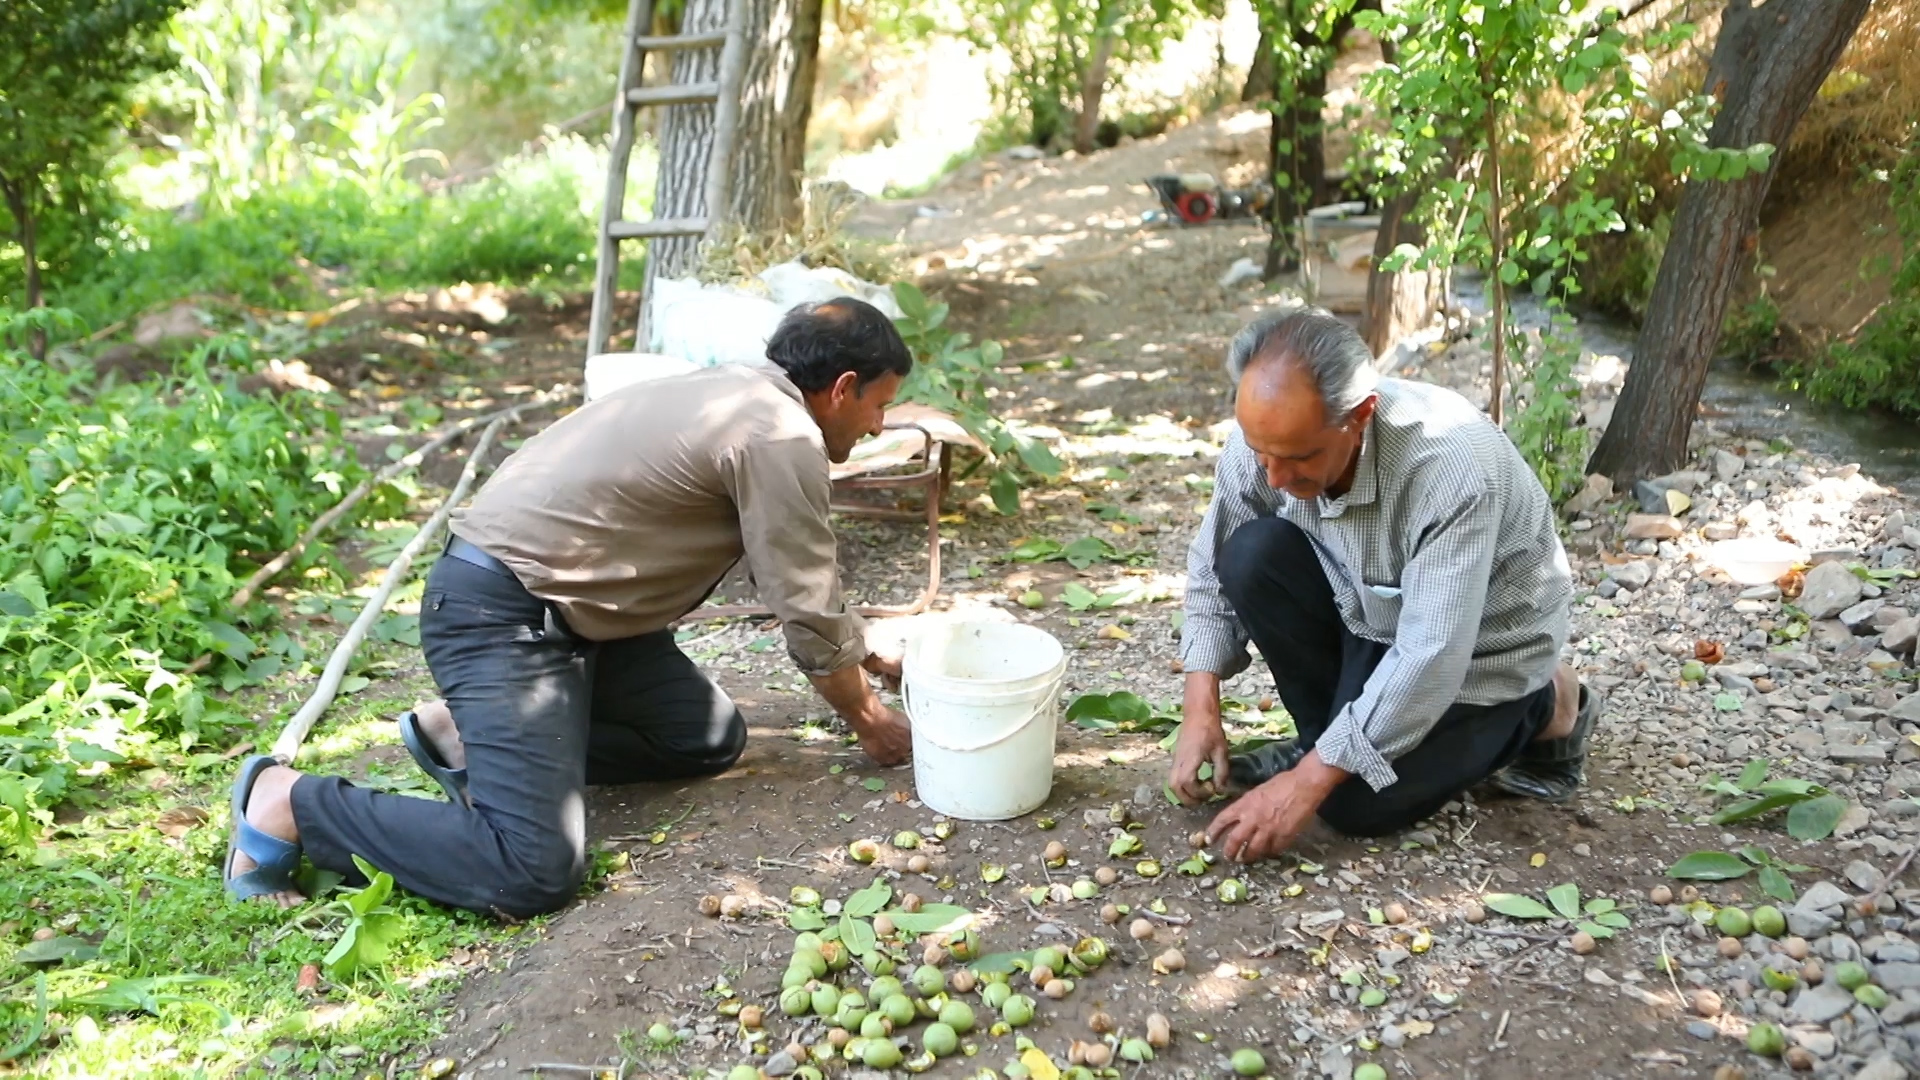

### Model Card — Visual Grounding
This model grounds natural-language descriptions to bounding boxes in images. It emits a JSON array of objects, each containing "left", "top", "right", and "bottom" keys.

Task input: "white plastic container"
[
  {"left": 1704, "top": 538, "right": 1804, "bottom": 585},
  {"left": 903, "top": 621, "right": 1066, "bottom": 821}
]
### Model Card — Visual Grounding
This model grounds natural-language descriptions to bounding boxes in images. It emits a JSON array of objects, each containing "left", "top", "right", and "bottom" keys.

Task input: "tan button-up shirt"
[{"left": 452, "top": 363, "right": 866, "bottom": 674}]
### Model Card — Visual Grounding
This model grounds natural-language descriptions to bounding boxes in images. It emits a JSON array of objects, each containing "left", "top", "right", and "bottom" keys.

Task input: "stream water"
[{"left": 1450, "top": 278, "right": 1920, "bottom": 493}]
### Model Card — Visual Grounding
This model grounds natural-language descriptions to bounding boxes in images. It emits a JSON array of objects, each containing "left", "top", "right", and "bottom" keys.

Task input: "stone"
[
  {"left": 1626, "top": 513, "right": 1684, "bottom": 540},
  {"left": 1850, "top": 861, "right": 1890, "bottom": 892},
  {"left": 1564, "top": 473, "right": 1614, "bottom": 515},
  {"left": 1655, "top": 469, "right": 1708, "bottom": 494},
  {"left": 1872, "top": 607, "right": 1911, "bottom": 632},
  {"left": 1609, "top": 560, "right": 1654, "bottom": 591},
  {"left": 1829, "top": 744, "right": 1892, "bottom": 765},
  {"left": 1794, "top": 1029, "right": 1838, "bottom": 1057},
  {"left": 1802, "top": 562, "right": 1866, "bottom": 621},
  {"left": 1685, "top": 1020, "right": 1716, "bottom": 1039},
  {"left": 1703, "top": 522, "right": 1739, "bottom": 541},
  {"left": 1792, "top": 981, "right": 1859, "bottom": 1024},
  {"left": 1882, "top": 999, "right": 1920, "bottom": 1026},
  {"left": 1906, "top": 525, "right": 1920, "bottom": 553},
  {"left": 1844, "top": 599, "right": 1890, "bottom": 632},
  {"left": 1894, "top": 695, "right": 1920, "bottom": 725},
  {"left": 764, "top": 1051, "right": 799, "bottom": 1077},
  {"left": 1726, "top": 735, "right": 1754, "bottom": 760},
  {"left": 1712, "top": 449, "right": 1746, "bottom": 483},
  {"left": 1743, "top": 584, "right": 1783, "bottom": 601},
  {"left": 1874, "top": 942, "right": 1920, "bottom": 964},
  {"left": 1798, "top": 882, "right": 1855, "bottom": 913},
  {"left": 1888, "top": 510, "right": 1911, "bottom": 541},
  {"left": 1878, "top": 963, "right": 1920, "bottom": 993},
  {"left": 1886, "top": 619, "right": 1919, "bottom": 658},
  {"left": 1790, "top": 908, "right": 1838, "bottom": 938},
  {"left": 1379, "top": 1023, "right": 1407, "bottom": 1049},
  {"left": 1856, "top": 1051, "right": 1910, "bottom": 1080},
  {"left": 1837, "top": 804, "right": 1876, "bottom": 838}
]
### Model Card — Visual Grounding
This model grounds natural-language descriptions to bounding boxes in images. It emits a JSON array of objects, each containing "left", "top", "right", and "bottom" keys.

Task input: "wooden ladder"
[{"left": 586, "top": 0, "right": 747, "bottom": 361}]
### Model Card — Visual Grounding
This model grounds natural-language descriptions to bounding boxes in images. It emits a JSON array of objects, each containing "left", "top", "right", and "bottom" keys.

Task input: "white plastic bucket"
[{"left": 903, "top": 621, "right": 1066, "bottom": 821}]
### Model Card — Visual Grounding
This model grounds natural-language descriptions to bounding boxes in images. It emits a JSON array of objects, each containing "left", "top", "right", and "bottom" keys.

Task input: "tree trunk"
[
  {"left": 1074, "top": 30, "right": 1118, "bottom": 156},
  {"left": 1242, "top": 27, "right": 1275, "bottom": 102},
  {"left": 643, "top": 0, "right": 819, "bottom": 332},
  {"left": 1587, "top": 0, "right": 1870, "bottom": 483},
  {"left": 1361, "top": 191, "right": 1437, "bottom": 357},
  {"left": 1485, "top": 98, "right": 1506, "bottom": 428},
  {"left": 2, "top": 178, "right": 44, "bottom": 359},
  {"left": 1262, "top": 12, "right": 1338, "bottom": 279}
]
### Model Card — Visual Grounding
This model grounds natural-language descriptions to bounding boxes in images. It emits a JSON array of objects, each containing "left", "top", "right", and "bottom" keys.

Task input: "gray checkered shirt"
[{"left": 1181, "top": 377, "right": 1572, "bottom": 792}]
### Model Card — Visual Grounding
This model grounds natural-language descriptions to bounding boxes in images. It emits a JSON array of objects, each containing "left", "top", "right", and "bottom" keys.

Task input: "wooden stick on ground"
[
  {"left": 231, "top": 389, "right": 566, "bottom": 609},
  {"left": 269, "top": 412, "right": 513, "bottom": 765}
]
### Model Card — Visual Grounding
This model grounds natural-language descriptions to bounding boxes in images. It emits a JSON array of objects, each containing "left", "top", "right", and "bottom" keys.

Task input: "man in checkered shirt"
[{"left": 1168, "top": 308, "right": 1596, "bottom": 864}]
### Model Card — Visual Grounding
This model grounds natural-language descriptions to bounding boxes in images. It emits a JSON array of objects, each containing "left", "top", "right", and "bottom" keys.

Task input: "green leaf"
[
  {"left": 1713, "top": 693, "right": 1742, "bottom": 712},
  {"left": 1546, "top": 882, "right": 1580, "bottom": 919},
  {"left": 1710, "top": 791, "right": 1814, "bottom": 825},
  {"left": 892, "top": 281, "right": 930, "bottom": 322},
  {"left": 844, "top": 879, "right": 893, "bottom": 918},
  {"left": 337, "top": 674, "right": 371, "bottom": 696},
  {"left": 1758, "top": 865, "right": 1797, "bottom": 903},
  {"left": 201, "top": 620, "right": 254, "bottom": 659},
  {"left": 883, "top": 904, "right": 973, "bottom": 935},
  {"left": 1786, "top": 794, "right": 1848, "bottom": 841},
  {"left": 1751, "top": 779, "right": 1819, "bottom": 798},
  {"left": 1737, "top": 845, "right": 1770, "bottom": 866},
  {"left": 1583, "top": 897, "right": 1616, "bottom": 916},
  {"left": 1576, "top": 921, "right": 1615, "bottom": 940},
  {"left": 64, "top": 741, "right": 125, "bottom": 764},
  {"left": 1009, "top": 538, "right": 1063, "bottom": 562},
  {"left": 989, "top": 470, "right": 1021, "bottom": 516},
  {"left": 1061, "top": 537, "right": 1113, "bottom": 569},
  {"left": 861, "top": 777, "right": 886, "bottom": 792},
  {"left": 964, "top": 949, "right": 1034, "bottom": 975},
  {"left": 1736, "top": 758, "right": 1770, "bottom": 790},
  {"left": 1065, "top": 691, "right": 1152, "bottom": 725},
  {"left": 0, "top": 591, "right": 35, "bottom": 618},
  {"left": 1015, "top": 437, "right": 1062, "bottom": 478},
  {"left": 11, "top": 935, "right": 100, "bottom": 966},
  {"left": 788, "top": 907, "right": 827, "bottom": 931},
  {"left": 1667, "top": 851, "right": 1752, "bottom": 880},
  {"left": 1483, "top": 893, "right": 1556, "bottom": 920},
  {"left": 1594, "top": 911, "right": 1632, "bottom": 929},
  {"left": 840, "top": 913, "right": 877, "bottom": 955},
  {"left": 1061, "top": 583, "right": 1098, "bottom": 611}
]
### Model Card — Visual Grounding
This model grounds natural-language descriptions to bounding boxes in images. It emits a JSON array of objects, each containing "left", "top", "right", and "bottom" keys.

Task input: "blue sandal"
[
  {"left": 398, "top": 711, "right": 469, "bottom": 806},
  {"left": 225, "top": 755, "right": 303, "bottom": 900}
]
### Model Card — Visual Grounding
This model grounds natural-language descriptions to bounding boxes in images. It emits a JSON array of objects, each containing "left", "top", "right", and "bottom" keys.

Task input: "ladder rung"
[
  {"left": 609, "top": 218, "right": 710, "bottom": 239},
  {"left": 627, "top": 82, "right": 720, "bottom": 107},
  {"left": 635, "top": 31, "right": 729, "bottom": 50}
]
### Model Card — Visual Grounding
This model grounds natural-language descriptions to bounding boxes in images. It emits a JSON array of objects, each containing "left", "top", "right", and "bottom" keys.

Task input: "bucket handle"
[{"left": 904, "top": 678, "right": 1062, "bottom": 755}]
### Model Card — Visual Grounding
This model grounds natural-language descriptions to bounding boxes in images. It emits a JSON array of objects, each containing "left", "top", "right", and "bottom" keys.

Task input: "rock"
[
  {"left": 1798, "top": 882, "right": 1855, "bottom": 913},
  {"left": 1856, "top": 1051, "right": 1910, "bottom": 1080},
  {"left": 1626, "top": 514, "right": 1684, "bottom": 540},
  {"left": 1713, "top": 449, "right": 1746, "bottom": 483},
  {"left": 1842, "top": 599, "right": 1888, "bottom": 632},
  {"left": 1742, "top": 585, "right": 1783, "bottom": 601},
  {"left": 1379, "top": 1023, "right": 1407, "bottom": 1049},
  {"left": 1894, "top": 695, "right": 1920, "bottom": 724},
  {"left": 1849, "top": 861, "right": 1889, "bottom": 892},
  {"left": 1877, "top": 963, "right": 1920, "bottom": 992},
  {"left": 1802, "top": 562, "right": 1866, "bottom": 621},
  {"left": 1792, "top": 981, "right": 1858, "bottom": 1024},
  {"left": 1871, "top": 606, "right": 1910, "bottom": 632},
  {"left": 1888, "top": 510, "right": 1910, "bottom": 542},
  {"left": 764, "top": 1050, "right": 799, "bottom": 1077},
  {"left": 1794, "top": 1028, "right": 1837, "bottom": 1057},
  {"left": 1564, "top": 474, "right": 1614, "bottom": 515},
  {"left": 1874, "top": 942, "right": 1920, "bottom": 964},
  {"left": 1609, "top": 561, "right": 1654, "bottom": 591},
  {"left": 1837, "top": 804, "right": 1875, "bottom": 837},
  {"left": 1883, "top": 999, "right": 1920, "bottom": 1026},
  {"left": 1886, "top": 619, "right": 1919, "bottom": 657},
  {"left": 1704, "top": 522, "right": 1739, "bottom": 541},
  {"left": 1685, "top": 1020, "right": 1716, "bottom": 1039},
  {"left": 1907, "top": 525, "right": 1920, "bottom": 552},
  {"left": 1655, "top": 469, "right": 1708, "bottom": 494},
  {"left": 1829, "top": 744, "right": 1892, "bottom": 765},
  {"left": 1790, "top": 908, "right": 1839, "bottom": 938}
]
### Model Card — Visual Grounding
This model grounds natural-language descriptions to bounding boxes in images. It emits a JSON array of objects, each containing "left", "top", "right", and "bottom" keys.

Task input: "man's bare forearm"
[
  {"left": 1183, "top": 670, "right": 1223, "bottom": 729},
  {"left": 811, "top": 664, "right": 888, "bottom": 726}
]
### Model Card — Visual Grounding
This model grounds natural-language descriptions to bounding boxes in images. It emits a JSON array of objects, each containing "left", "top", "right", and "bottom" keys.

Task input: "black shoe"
[
  {"left": 1488, "top": 683, "right": 1600, "bottom": 803},
  {"left": 1227, "top": 739, "right": 1308, "bottom": 790}
]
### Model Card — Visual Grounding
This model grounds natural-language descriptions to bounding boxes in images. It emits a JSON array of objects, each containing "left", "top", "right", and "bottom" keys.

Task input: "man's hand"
[
  {"left": 851, "top": 706, "right": 913, "bottom": 766},
  {"left": 862, "top": 650, "right": 903, "bottom": 691},
  {"left": 1169, "top": 672, "right": 1231, "bottom": 805},
  {"left": 1207, "top": 751, "right": 1348, "bottom": 863}
]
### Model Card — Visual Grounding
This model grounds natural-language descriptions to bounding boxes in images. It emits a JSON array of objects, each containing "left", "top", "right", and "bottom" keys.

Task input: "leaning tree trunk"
[
  {"left": 1241, "top": 27, "right": 1275, "bottom": 102},
  {"left": 642, "top": 0, "right": 820, "bottom": 332},
  {"left": 1, "top": 178, "right": 45, "bottom": 359},
  {"left": 1074, "top": 29, "right": 1118, "bottom": 155},
  {"left": 1362, "top": 191, "right": 1438, "bottom": 357},
  {"left": 1587, "top": 0, "right": 1869, "bottom": 483}
]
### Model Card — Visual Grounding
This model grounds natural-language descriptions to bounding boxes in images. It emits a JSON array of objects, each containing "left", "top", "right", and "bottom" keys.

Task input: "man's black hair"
[{"left": 765, "top": 296, "right": 914, "bottom": 393}]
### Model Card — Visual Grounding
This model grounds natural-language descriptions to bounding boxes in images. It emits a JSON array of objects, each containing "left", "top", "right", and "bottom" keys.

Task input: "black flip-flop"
[
  {"left": 398, "top": 711, "right": 469, "bottom": 806},
  {"left": 225, "top": 755, "right": 303, "bottom": 901}
]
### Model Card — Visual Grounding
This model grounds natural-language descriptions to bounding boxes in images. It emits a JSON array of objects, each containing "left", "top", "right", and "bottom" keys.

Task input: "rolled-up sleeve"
[
  {"left": 1180, "top": 436, "right": 1263, "bottom": 679},
  {"left": 1312, "top": 488, "right": 1498, "bottom": 791},
  {"left": 721, "top": 436, "right": 867, "bottom": 675}
]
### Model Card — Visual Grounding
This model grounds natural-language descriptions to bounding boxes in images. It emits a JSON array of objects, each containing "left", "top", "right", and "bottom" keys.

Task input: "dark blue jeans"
[
  {"left": 289, "top": 555, "right": 746, "bottom": 917},
  {"left": 1217, "top": 517, "right": 1554, "bottom": 836}
]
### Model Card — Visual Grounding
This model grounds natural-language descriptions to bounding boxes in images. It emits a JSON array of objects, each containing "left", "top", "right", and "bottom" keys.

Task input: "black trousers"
[
  {"left": 1217, "top": 517, "right": 1554, "bottom": 836},
  {"left": 289, "top": 556, "right": 746, "bottom": 916}
]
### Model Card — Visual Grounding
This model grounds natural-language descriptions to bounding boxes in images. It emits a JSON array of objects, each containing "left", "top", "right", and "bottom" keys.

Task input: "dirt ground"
[{"left": 307, "top": 109, "right": 1900, "bottom": 1080}]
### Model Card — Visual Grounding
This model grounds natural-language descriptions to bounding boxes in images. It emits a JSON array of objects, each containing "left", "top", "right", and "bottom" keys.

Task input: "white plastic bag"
[
  {"left": 584, "top": 352, "right": 699, "bottom": 401},
  {"left": 646, "top": 277, "right": 784, "bottom": 368}
]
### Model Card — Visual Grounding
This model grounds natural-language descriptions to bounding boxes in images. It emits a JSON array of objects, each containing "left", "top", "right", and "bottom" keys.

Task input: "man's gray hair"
[{"left": 1225, "top": 307, "right": 1378, "bottom": 421}]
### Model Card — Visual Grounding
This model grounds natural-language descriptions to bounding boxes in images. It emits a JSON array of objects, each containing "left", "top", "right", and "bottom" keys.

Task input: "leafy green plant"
[
  {"left": 785, "top": 878, "right": 973, "bottom": 970},
  {"left": 1699, "top": 758, "right": 1849, "bottom": 841},
  {"left": 1008, "top": 535, "right": 1143, "bottom": 569},
  {"left": 1667, "top": 845, "right": 1812, "bottom": 902},
  {"left": 1483, "top": 882, "right": 1632, "bottom": 939},
  {"left": 321, "top": 856, "right": 408, "bottom": 979},
  {"left": 1504, "top": 316, "right": 1591, "bottom": 504},
  {"left": 0, "top": 308, "right": 370, "bottom": 851},
  {"left": 891, "top": 281, "right": 1061, "bottom": 514}
]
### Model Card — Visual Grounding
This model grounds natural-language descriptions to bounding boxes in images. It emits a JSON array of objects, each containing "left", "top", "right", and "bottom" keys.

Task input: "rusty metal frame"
[{"left": 683, "top": 422, "right": 949, "bottom": 622}]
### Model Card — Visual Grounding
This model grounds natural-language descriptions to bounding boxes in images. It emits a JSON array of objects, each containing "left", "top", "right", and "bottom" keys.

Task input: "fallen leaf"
[
  {"left": 1098, "top": 624, "right": 1132, "bottom": 641},
  {"left": 156, "top": 806, "right": 209, "bottom": 838},
  {"left": 1399, "top": 1019, "right": 1435, "bottom": 1038},
  {"left": 1693, "top": 640, "right": 1725, "bottom": 664},
  {"left": 1529, "top": 852, "right": 1547, "bottom": 867},
  {"left": 1020, "top": 1047, "right": 1062, "bottom": 1080}
]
